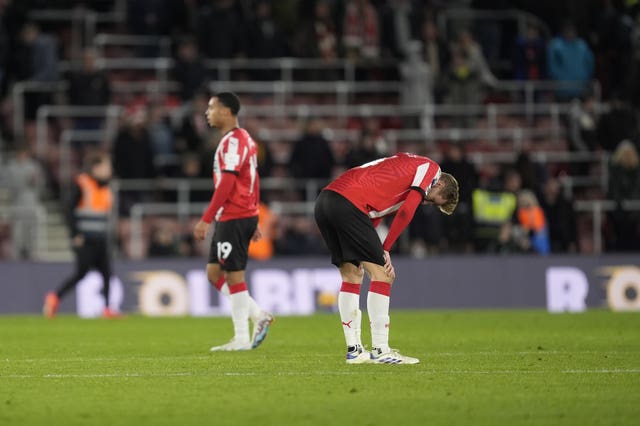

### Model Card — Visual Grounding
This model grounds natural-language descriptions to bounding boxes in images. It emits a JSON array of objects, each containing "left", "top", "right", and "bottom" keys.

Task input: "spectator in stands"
[
  {"left": 399, "top": 40, "right": 432, "bottom": 131},
  {"left": 567, "top": 92, "right": 599, "bottom": 179},
  {"left": 512, "top": 22, "right": 546, "bottom": 81},
  {"left": 419, "top": 18, "right": 450, "bottom": 104},
  {"left": 292, "top": 0, "right": 338, "bottom": 80},
  {"left": 592, "top": 0, "right": 634, "bottom": 98},
  {"left": 440, "top": 143, "right": 477, "bottom": 253},
  {"left": 274, "top": 215, "right": 326, "bottom": 255},
  {"left": 541, "top": 177, "right": 578, "bottom": 253},
  {"left": 344, "top": 118, "right": 388, "bottom": 169},
  {"left": 625, "top": 17, "right": 640, "bottom": 109},
  {"left": 244, "top": 0, "right": 288, "bottom": 79},
  {"left": 497, "top": 190, "right": 548, "bottom": 255},
  {"left": 342, "top": 0, "right": 380, "bottom": 60},
  {"left": 177, "top": 92, "right": 211, "bottom": 155},
  {"left": 514, "top": 151, "right": 547, "bottom": 196},
  {"left": 176, "top": 151, "right": 211, "bottom": 202},
  {"left": 197, "top": 0, "right": 245, "bottom": 60},
  {"left": 472, "top": 168, "right": 519, "bottom": 252},
  {"left": 597, "top": 93, "right": 637, "bottom": 152},
  {"left": 408, "top": 200, "right": 444, "bottom": 257},
  {"left": 173, "top": 37, "right": 208, "bottom": 101},
  {"left": 607, "top": 140, "right": 640, "bottom": 251},
  {"left": 127, "top": 0, "right": 173, "bottom": 37},
  {"left": 546, "top": 21, "right": 594, "bottom": 101},
  {"left": 1, "top": 146, "right": 45, "bottom": 259},
  {"left": 16, "top": 22, "right": 59, "bottom": 119},
  {"left": 0, "top": 10, "right": 7, "bottom": 96},
  {"left": 67, "top": 48, "right": 111, "bottom": 130},
  {"left": 112, "top": 107, "right": 156, "bottom": 180},
  {"left": 446, "top": 29, "right": 497, "bottom": 126},
  {"left": 148, "top": 225, "right": 180, "bottom": 257},
  {"left": 288, "top": 117, "right": 335, "bottom": 180},
  {"left": 147, "top": 104, "right": 175, "bottom": 176}
]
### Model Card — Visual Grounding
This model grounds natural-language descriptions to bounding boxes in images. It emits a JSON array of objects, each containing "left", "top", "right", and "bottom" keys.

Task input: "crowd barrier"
[{"left": 1, "top": 255, "right": 638, "bottom": 316}]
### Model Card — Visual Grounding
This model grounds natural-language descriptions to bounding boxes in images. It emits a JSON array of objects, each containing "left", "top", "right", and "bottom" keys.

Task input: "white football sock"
[
  {"left": 338, "top": 282, "right": 361, "bottom": 348},
  {"left": 220, "top": 282, "right": 261, "bottom": 322},
  {"left": 228, "top": 283, "right": 250, "bottom": 343},
  {"left": 368, "top": 281, "right": 391, "bottom": 352}
]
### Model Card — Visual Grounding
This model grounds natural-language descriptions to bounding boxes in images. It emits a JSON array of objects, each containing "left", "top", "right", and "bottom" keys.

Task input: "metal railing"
[
  {"left": 35, "top": 105, "right": 122, "bottom": 159},
  {"left": 12, "top": 81, "right": 69, "bottom": 144},
  {"left": 28, "top": 2, "right": 126, "bottom": 60},
  {"left": 439, "top": 7, "right": 552, "bottom": 37},
  {"left": 574, "top": 200, "right": 640, "bottom": 254},
  {"left": 126, "top": 199, "right": 320, "bottom": 259},
  {"left": 13, "top": 80, "right": 181, "bottom": 143},
  {"left": 93, "top": 33, "right": 172, "bottom": 58}
]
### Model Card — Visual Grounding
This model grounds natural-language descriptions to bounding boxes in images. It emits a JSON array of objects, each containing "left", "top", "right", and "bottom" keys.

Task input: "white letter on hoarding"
[
  {"left": 291, "top": 269, "right": 314, "bottom": 315},
  {"left": 186, "top": 269, "right": 230, "bottom": 317},
  {"left": 546, "top": 267, "right": 589, "bottom": 313},
  {"left": 606, "top": 268, "right": 640, "bottom": 312},
  {"left": 136, "top": 271, "right": 188, "bottom": 317},
  {"left": 250, "top": 269, "right": 292, "bottom": 315},
  {"left": 76, "top": 272, "right": 124, "bottom": 318}
]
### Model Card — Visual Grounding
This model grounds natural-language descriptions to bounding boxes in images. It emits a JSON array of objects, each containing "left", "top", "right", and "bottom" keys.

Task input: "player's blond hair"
[{"left": 438, "top": 172, "right": 459, "bottom": 215}]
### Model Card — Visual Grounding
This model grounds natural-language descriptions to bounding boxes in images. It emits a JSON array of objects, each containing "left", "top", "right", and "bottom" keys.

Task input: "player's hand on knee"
[{"left": 383, "top": 250, "right": 395, "bottom": 279}]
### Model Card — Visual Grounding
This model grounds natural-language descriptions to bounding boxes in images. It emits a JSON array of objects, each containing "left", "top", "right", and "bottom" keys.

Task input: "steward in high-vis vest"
[{"left": 43, "top": 152, "right": 121, "bottom": 318}]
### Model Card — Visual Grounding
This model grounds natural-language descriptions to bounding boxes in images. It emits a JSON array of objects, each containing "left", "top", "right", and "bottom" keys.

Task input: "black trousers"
[{"left": 57, "top": 238, "right": 111, "bottom": 303}]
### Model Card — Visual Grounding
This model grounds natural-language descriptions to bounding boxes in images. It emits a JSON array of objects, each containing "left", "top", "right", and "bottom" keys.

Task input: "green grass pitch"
[{"left": 1, "top": 310, "right": 639, "bottom": 425}]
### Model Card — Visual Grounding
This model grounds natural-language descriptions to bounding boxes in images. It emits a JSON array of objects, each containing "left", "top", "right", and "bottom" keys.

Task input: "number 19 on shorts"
[{"left": 217, "top": 242, "right": 233, "bottom": 261}]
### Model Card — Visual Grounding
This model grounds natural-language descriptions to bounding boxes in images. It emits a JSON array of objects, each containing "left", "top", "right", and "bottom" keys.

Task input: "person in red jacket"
[
  {"left": 315, "top": 153, "right": 459, "bottom": 364},
  {"left": 193, "top": 92, "right": 273, "bottom": 352}
]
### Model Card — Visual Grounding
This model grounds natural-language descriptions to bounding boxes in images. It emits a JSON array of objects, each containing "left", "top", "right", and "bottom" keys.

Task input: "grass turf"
[{"left": 0, "top": 310, "right": 639, "bottom": 426}]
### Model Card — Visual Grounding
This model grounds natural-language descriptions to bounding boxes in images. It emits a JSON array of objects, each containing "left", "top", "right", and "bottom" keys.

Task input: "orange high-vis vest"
[
  {"left": 76, "top": 173, "right": 112, "bottom": 211},
  {"left": 74, "top": 173, "right": 112, "bottom": 234},
  {"left": 517, "top": 206, "right": 546, "bottom": 232}
]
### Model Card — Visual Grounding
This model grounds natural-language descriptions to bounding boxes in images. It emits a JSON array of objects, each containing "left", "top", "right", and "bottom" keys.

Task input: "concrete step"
[{"left": 39, "top": 251, "right": 74, "bottom": 262}]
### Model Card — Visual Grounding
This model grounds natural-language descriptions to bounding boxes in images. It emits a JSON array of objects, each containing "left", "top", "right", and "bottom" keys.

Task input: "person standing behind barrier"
[
  {"left": 2, "top": 146, "right": 45, "bottom": 259},
  {"left": 43, "top": 152, "right": 120, "bottom": 319}
]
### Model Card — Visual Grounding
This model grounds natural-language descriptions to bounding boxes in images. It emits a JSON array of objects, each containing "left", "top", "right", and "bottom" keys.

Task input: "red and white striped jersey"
[
  {"left": 212, "top": 127, "right": 260, "bottom": 221},
  {"left": 325, "top": 153, "right": 441, "bottom": 218}
]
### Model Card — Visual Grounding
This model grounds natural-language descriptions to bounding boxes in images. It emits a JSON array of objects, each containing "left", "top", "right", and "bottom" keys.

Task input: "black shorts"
[
  {"left": 208, "top": 216, "right": 258, "bottom": 271},
  {"left": 314, "top": 190, "right": 385, "bottom": 267}
]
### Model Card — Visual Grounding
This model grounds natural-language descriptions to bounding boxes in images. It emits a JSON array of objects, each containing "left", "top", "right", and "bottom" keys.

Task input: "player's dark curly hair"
[
  {"left": 215, "top": 92, "right": 241, "bottom": 116},
  {"left": 438, "top": 172, "right": 459, "bottom": 215}
]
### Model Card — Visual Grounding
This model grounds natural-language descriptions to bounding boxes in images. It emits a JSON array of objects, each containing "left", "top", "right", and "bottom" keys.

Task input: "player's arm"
[
  {"left": 193, "top": 172, "right": 237, "bottom": 241},
  {"left": 381, "top": 189, "right": 423, "bottom": 251},
  {"left": 201, "top": 172, "right": 237, "bottom": 224}
]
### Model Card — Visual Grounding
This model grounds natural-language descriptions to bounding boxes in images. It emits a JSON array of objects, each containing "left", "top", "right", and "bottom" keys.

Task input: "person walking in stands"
[
  {"left": 193, "top": 92, "right": 274, "bottom": 351},
  {"left": 43, "top": 152, "right": 120, "bottom": 318},
  {"left": 315, "top": 153, "right": 459, "bottom": 364}
]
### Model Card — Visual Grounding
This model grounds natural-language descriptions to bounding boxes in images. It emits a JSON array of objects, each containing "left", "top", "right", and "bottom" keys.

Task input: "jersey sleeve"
[
  {"left": 218, "top": 130, "right": 247, "bottom": 175},
  {"left": 409, "top": 161, "right": 441, "bottom": 199}
]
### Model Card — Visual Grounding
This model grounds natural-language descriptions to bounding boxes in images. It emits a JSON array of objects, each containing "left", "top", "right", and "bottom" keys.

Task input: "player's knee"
[
  {"left": 365, "top": 265, "right": 393, "bottom": 284},
  {"left": 207, "top": 269, "right": 222, "bottom": 285},
  {"left": 225, "top": 270, "right": 245, "bottom": 285},
  {"left": 339, "top": 263, "right": 364, "bottom": 284}
]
